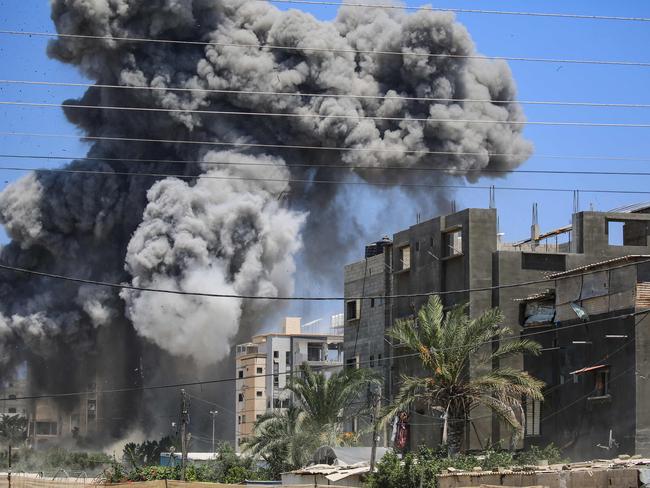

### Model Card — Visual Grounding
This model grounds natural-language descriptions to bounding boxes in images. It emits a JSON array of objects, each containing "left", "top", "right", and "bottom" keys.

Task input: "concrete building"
[
  {"left": 234, "top": 317, "right": 344, "bottom": 450},
  {"left": 344, "top": 204, "right": 650, "bottom": 454},
  {"left": 0, "top": 363, "right": 29, "bottom": 418}
]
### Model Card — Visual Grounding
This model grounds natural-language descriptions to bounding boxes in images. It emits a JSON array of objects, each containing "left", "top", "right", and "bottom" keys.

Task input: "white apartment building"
[{"left": 234, "top": 316, "right": 343, "bottom": 450}]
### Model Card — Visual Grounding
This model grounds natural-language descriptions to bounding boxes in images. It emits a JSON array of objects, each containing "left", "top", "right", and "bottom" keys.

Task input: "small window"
[
  {"left": 592, "top": 369, "right": 610, "bottom": 398},
  {"left": 238, "top": 416, "right": 241, "bottom": 424},
  {"left": 8, "top": 394, "right": 16, "bottom": 400},
  {"left": 369, "top": 355, "right": 375, "bottom": 368},
  {"left": 8, "top": 408, "right": 16, "bottom": 414},
  {"left": 256, "top": 414, "right": 262, "bottom": 420},
  {"left": 444, "top": 229, "right": 462, "bottom": 257},
  {"left": 370, "top": 298, "right": 375, "bottom": 308},
  {"left": 256, "top": 367, "right": 263, "bottom": 374},
  {"left": 238, "top": 393, "right": 244, "bottom": 402},
  {"left": 525, "top": 398, "right": 541, "bottom": 436},
  {"left": 346, "top": 299, "right": 360, "bottom": 320},
  {"left": 256, "top": 391, "right": 263, "bottom": 397},
  {"left": 273, "top": 351, "right": 279, "bottom": 359},
  {"left": 285, "top": 351, "right": 291, "bottom": 366},
  {"left": 522, "top": 299, "right": 555, "bottom": 326},
  {"left": 346, "top": 356, "right": 359, "bottom": 370},
  {"left": 415, "top": 241, "right": 420, "bottom": 252},
  {"left": 238, "top": 370, "right": 244, "bottom": 379},
  {"left": 399, "top": 245, "right": 411, "bottom": 270},
  {"left": 430, "top": 237, "right": 434, "bottom": 247},
  {"left": 308, "top": 343, "right": 323, "bottom": 362}
]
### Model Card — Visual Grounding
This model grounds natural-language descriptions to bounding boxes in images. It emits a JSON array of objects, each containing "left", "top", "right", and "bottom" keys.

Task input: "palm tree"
[
  {"left": 245, "top": 364, "right": 379, "bottom": 473},
  {"left": 385, "top": 295, "right": 544, "bottom": 455},
  {"left": 0, "top": 414, "right": 27, "bottom": 447}
]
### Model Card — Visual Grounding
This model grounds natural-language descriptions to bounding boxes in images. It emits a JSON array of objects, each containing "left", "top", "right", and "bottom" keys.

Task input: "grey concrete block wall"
[{"left": 344, "top": 206, "right": 650, "bottom": 455}]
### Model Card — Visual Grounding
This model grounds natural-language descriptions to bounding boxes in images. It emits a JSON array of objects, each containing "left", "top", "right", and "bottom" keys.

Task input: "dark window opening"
[
  {"left": 308, "top": 343, "right": 323, "bottom": 362},
  {"left": 257, "top": 367, "right": 263, "bottom": 374},
  {"left": 369, "top": 355, "right": 375, "bottom": 367},
  {"left": 415, "top": 241, "right": 420, "bottom": 252},
  {"left": 8, "top": 408, "right": 16, "bottom": 414},
  {"left": 36, "top": 422, "right": 57, "bottom": 436},
  {"left": 370, "top": 298, "right": 375, "bottom": 308},
  {"left": 346, "top": 300, "right": 360, "bottom": 320},
  {"left": 273, "top": 350, "right": 279, "bottom": 359},
  {"left": 286, "top": 351, "right": 291, "bottom": 367},
  {"left": 8, "top": 394, "right": 16, "bottom": 400},
  {"left": 256, "top": 391, "right": 263, "bottom": 397},
  {"left": 87, "top": 399, "right": 96, "bottom": 421},
  {"left": 238, "top": 393, "right": 244, "bottom": 402},
  {"left": 238, "top": 370, "right": 244, "bottom": 379},
  {"left": 443, "top": 229, "right": 462, "bottom": 257},
  {"left": 522, "top": 299, "right": 555, "bottom": 326},
  {"left": 592, "top": 369, "right": 610, "bottom": 398}
]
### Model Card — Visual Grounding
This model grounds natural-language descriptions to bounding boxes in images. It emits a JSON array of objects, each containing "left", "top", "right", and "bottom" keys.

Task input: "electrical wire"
[
  {"left": 1, "top": 164, "right": 650, "bottom": 196},
  {"left": 0, "top": 307, "right": 646, "bottom": 403},
  {"left": 7, "top": 152, "right": 650, "bottom": 177},
  {"left": 2, "top": 30, "right": 650, "bottom": 68},
  {"left": 4, "top": 79, "right": 650, "bottom": 110},
  {"left": 7, "top": 100, "right": 650, "bottom": 127},
  {"left": 8, "top": 132, "right": 650, "bottom": 165},
  {"left": 262, "top": 0, "right": 650, "bottom": 23},
  {"left": 0, "top": 257, "right": 648, "bottom": 301}
]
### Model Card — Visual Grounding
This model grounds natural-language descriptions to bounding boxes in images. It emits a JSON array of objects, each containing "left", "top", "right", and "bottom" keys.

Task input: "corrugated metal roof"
[
  {"left": 547, "top": 255, "right": 650, "bottom": 278},
  {"left": 608, "top": 202, "right": 650, "bottom": 214},
  {"left": 637, "top": 282, "right": 650, "bottom": 308},
  {"left": 513, "top": 289, "right": 555, "bottom": 302}
]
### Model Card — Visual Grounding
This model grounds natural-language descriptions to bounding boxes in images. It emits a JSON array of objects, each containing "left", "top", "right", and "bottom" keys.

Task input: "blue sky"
[{"left": 0, "top": 1, "right": 649, "bottom": 248}]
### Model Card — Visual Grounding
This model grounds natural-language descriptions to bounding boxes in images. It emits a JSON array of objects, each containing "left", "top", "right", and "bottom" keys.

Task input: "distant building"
[
  {"left": 234, "top": 316, "right": 344, "bottom": 450},
  {"left": 344, "top": 204, "right": 650, "bottom": 456},
  {"left": 0, "top": 362, "right": 29, "bottom": 418}
]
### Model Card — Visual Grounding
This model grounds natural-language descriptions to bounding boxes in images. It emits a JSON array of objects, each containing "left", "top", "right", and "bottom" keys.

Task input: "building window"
[
  {"left": 346, "top": 299, "right": 360, "bottom": 321},
  {"left": 238, "top": 370, "right": 244, "bottom": 379},
  {"left": 608, "top": 219, "right": 648, "bottom": 246},
  {"left": 443, "top": 229, "right": 462, "bottom": 257},
  {"left": 521, "top": 299, "right": 555, "bottom": 326},
  {"left": 87, "top": 399, "right": 96, "bottom": 421},
  {"left": 399, "top": 245, "right": 411, "bottom": 270},
  {"left": 415, "top": 241, "right": 420, "bottom": 252},
  {"left": 273, "top": 351, "right": 279, "bottom": 359},
  {"left": 238, "top": 393, "right": 244, "bottom": 402},
  {"left": 370, "top": 298, "right": 375, "bottom": 308},
  {"left": 8, "top": 394, "right": 16, "bottom": 400},
  {"left": 256, "top": 414, "right": 262, "bottom": 420},
  {"left": 36, "top": 422, "right": 57, "bottom": 436},
  {"left": 369, "top": 355, "right": 375, "bottom": 368},
  {"left": 592, "top": 369, "right": 610, "bottom": 398},
  {"left": 286, "top": 351, "right": 291, "bottom": 367},
  {"left": 525, "top": 398, "right": 541, "bottom": 436},
  {"left": 7, "top": 408, "right": 16, "bottom": 414},
  {"left": 308, "top": 343, "right": 323, "bottom": 362},
  {"left": 257, "top": 367, "right": 263, "bottom": 374},
  {"left": 256, "top": 391, "right": 263, "bottom": 397},
  {"left": 346, "top": 356, "right": 359, "bottom": 370}
]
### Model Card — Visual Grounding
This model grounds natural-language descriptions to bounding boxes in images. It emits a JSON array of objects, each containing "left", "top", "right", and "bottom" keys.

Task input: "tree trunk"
[{"left": 446, "top": 414, "right": 464, "bottom": 456}]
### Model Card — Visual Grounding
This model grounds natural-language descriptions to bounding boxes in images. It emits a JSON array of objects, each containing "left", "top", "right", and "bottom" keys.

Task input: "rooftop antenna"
[
  {"left": 530, "top": 203, "right": 540, "bottom": 245},
  {"left": 573, "top": 190, "right": 580, "bottom": 214},
  {"left": 489, "top": 185, "right": 496, "bottom": 209}
]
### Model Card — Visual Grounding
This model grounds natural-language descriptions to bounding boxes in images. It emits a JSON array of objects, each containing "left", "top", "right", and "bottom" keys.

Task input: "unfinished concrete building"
[{"left": 343, "top": 204, "right": 650, "bottom": 456}]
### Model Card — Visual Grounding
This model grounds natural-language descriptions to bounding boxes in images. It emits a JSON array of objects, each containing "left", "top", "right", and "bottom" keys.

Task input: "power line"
[
  {"left": 6, "top": 100, "right": 650, "bottom": 127},
  {"left": 262, "top": 0, "right": 650, "bottom": 23},
  {"left": 4, "top": 79, "right": 650, "bottom": 110},
  {"left": 2, "top": 30, "right": 649, "bottom": 68},
  {"left": 7, "top": 152, "right": 650, "bottom": 177},
  {"left": 3, "top": 164, "right": 650, "bottom": 196},
  {"left": 6, "top": 132, "right": 650, "bottom": 163},
  {"left": 0, "top": 257, "right": 647, "bottom": 302},
  {"left": 0, "top": 307, "right": 646, "bottom": 403}
]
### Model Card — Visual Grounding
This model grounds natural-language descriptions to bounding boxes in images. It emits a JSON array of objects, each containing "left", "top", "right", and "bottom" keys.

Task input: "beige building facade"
[{"left": 234, "top": 317, "right": 343, "bottom": 450}]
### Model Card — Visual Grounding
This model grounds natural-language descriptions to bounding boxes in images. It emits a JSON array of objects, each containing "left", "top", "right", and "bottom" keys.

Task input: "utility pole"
[
  {"left": 369, "top": 386, "right": 381, "bottom": 473},
  {"left": 180, "top": 389, "right": 189, "bottom": 481},
  {"left": 209, "top": 410, "right": 218, "bottom": 454},
  {"left": 7, "top": 445, "right": 11, "bottom": 488}
]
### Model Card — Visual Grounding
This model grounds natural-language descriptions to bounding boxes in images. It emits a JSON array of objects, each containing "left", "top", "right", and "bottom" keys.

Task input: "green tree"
[
  {"left": 245, "top": 364, "right": 379, "bottom": 476},
  {"left": 0, "top": 414, "right": 27, "bottom": 447},
  {"left": 385, "top": 295, "right": 544, "bottom": 455}
]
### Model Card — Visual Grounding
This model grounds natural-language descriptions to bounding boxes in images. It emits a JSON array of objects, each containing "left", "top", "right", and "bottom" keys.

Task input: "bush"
[{"left": 367, "top": 445, "right": 565, "bottom": 488}]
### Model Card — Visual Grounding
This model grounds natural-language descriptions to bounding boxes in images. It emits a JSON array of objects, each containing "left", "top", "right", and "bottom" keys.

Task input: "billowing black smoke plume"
[{"left": 0, "top": 0, "right": 531, "bottom": 442}]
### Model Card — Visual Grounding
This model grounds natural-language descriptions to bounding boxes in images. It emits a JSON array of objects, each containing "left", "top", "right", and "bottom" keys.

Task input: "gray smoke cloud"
[{"left": 0, "top": 0, "right": 531, "bottom": 439}]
